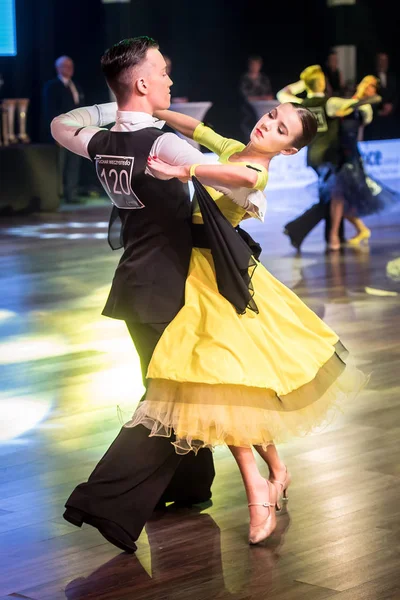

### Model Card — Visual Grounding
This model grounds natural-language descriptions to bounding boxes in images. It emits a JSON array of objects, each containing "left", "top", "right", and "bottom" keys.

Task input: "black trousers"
[
  {"left": 59, "top": 147, "right": 81, "bottom": 202},
  {"left": 65, "top": 320, "right": 215, "bottom": 542},
  {"left": 284, "top": 165, "right": 345, "bottom": 248}
]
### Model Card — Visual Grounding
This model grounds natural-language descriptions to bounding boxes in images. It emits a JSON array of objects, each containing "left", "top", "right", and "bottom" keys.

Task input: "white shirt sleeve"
[
  {"left": 359, "top": 104, "right": 373, "bottom": 125},
  {"left": 217, "top": 187, "right": 267, "bottom": 222},
  {"left": 276, "top": 80, "right": 305, "bottom": 104},
  {"left": 147, "top": 132, "right": 206, "bottom": 178},
  {"left": 51, "top": 102, "right": 117, "bottom": 159},
  {"left": 276, "top": 90, "right": 304, "bottom": 104},
  {"left": 326, "top": 97, "right": 357, "bottom": 118},
  {"left": 243, "top": 190, "right": 266, "bottom": 222}
]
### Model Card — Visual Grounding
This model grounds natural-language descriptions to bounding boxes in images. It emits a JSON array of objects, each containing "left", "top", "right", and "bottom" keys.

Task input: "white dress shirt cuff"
[{"left": 243, "top": 190, "right": 266, "bottom": 222}]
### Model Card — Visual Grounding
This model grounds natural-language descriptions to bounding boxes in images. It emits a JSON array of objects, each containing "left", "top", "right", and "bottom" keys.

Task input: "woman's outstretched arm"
[
  {"left": 148, "top": 157, "right": 259, "bottom": 189},
  {"left": 154, "top": 109, "right": 199, "bottom": 139}
]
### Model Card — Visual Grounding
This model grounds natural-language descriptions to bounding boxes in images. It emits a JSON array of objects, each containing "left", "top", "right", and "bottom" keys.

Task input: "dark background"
[{"left": 0, "top": 0, "right": 399, "bottom": 143}]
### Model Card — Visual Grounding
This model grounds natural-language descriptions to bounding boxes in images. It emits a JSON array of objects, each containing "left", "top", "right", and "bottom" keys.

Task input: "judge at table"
[{"left": 239, "top": 55, "right": 274, "bottom": 139}]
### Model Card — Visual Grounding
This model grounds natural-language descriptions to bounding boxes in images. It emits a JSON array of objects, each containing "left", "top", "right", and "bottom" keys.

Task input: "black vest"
[
  {"left": 87, "top": 127, "right": 193, "bottom": 324},
  {"left": 302, "top": 96, "right": 341, "bottom": 169}
]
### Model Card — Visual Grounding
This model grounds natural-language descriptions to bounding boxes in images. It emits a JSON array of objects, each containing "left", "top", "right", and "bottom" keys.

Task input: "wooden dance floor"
[{"left": 0, "top": 192, "right": 400, "bottom": 600}]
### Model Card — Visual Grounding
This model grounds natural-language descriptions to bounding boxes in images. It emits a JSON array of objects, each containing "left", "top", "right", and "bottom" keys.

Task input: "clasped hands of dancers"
[{"left": 52, "top": 36, "right": 366, "bottom": 551}]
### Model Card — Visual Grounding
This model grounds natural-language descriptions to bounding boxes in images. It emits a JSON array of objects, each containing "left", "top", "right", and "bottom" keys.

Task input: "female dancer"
[
  {"left": 128, "top": 104, "right": 366, "bottom": 544},
  {"left": 276, "top": 65, "right": 379, "bottom": 251},
  {"left": 329, "top": 75, "right": 399, "bottom": 248}
]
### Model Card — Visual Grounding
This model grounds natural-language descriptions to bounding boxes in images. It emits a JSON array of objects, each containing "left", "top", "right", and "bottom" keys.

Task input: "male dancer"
[
  {"left": 277, "top": 65, "right": 354, "bottom": 250},
  {"left": 51, "top": 36, "right": 216, "bottom": 553}
]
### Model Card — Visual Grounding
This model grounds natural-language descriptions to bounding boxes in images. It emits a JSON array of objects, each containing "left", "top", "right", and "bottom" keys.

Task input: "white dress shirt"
[
  {"left": 378, "top": 71, "right": 387, "bottom": 89},
  {"left": 58, "top": 75, "right": 80, "bottom": 106}
]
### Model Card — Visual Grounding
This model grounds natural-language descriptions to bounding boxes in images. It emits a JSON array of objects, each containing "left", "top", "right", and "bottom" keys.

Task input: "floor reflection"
[{"left": 64, "top": 511, "right": 291, "bottom": 600}]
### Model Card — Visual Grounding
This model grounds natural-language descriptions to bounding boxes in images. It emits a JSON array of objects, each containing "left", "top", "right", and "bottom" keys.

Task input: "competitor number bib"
[{"left": 95, "top": 154, "right": 144, "bottom": 209}]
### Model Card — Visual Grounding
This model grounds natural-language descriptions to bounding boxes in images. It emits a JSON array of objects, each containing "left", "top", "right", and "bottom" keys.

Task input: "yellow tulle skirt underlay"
[{"left": 126, "top": 248, "right": 367, "bottom": 453}]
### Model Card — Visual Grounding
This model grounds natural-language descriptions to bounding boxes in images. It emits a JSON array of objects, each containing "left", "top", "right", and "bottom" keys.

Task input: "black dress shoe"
[
  {"left": 173, "top": 498, "right": 213, "bottom": 511},
  {"left": 283, "top": 228, "right": 301, "bottom": 251},
  {"left": 63, "top": 507, "right": 137, "bottom": 553}
]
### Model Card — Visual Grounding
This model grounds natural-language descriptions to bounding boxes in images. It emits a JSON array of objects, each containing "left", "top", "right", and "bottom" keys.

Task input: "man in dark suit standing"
[
  {"left": 365, "top": 52, "right": 398, "bottom": 140},
  {"left": 43, "top": 56, "right": 84, "bottom": 203}
]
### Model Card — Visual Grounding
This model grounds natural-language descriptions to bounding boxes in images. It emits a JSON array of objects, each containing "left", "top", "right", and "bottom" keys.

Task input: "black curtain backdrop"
[{"left": 0, "top": 0, "right": 399, "bottom": 143}]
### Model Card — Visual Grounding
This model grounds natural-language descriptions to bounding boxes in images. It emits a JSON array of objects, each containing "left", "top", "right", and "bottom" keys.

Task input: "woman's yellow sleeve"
[
  {"left": 247, "top": 164, "right": 268, "bottom": 191},
  {"left": 193, "top": 123, "right": 238, "bottom": 156}
]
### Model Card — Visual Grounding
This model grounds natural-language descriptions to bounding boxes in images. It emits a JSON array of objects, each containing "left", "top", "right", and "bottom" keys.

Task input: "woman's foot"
[
  {"left": 248, "top": 479, "right": 277, "bottom": 544},
  {"left": 269, "top": 466, "right": 291, "bottom": 513},
  {"left": 327, "top": 234, "right": 341, "bottom": 251},
  {"left": 347, "top": 227, "right": 371, "bottom": 246}
]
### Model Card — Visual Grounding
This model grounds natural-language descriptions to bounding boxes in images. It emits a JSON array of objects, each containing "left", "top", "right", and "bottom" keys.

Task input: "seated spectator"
[
  {"left": 239, "top": 55, "right": 273, "bottom": 101},
  {"left": 239, "top": 55, "right": 273, "bottom": 140}
]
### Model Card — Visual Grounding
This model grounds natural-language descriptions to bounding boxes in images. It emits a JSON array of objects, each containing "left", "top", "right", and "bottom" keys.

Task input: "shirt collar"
[
  {"left": 115, "top": 111, "right": 165, "bottom": 130},
  {"left": 58, "top": 74, "right": 70, "bottom": 86}
]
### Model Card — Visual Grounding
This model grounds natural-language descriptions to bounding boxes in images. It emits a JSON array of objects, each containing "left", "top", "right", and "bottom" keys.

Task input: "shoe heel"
[
  {"left": 63, "top": 507, "right": 84, "bottom": 527},
  {"left": 280, "top": 494, "right": 289, "bottom": 514},
  {"left": 276, "top": 499, "right": 288, "bottom": 514},
  {"left": 271, "top": 469, "right": 291, "bottom": 515}
]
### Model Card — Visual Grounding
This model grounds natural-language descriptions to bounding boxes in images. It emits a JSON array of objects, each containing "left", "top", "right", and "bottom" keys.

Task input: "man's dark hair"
[
  {"left": 101, "top": 36, "right": 159, "bottom": 104},
  {"left": 248, "top": 54, "right": 263, "bottom": 63}
]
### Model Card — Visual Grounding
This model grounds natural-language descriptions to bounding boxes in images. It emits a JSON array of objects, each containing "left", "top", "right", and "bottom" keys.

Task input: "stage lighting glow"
[
  {"left": 0, "top": 336, "right": 69, "bottom": 364},
  {"left": 78, "top": 321, "right": 144, "bottom": 409},
  {"left": 0, "top": 396, "right": 53, "bottom": 442},
  {"left": 86, "top": 364, "right": 144, "bottom": 411},
  {"left": 0, "top": 309, "right": 16, "bottom": 321}
]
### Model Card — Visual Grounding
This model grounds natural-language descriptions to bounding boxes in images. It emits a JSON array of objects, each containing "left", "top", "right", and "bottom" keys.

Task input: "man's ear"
[
  {"left": 280, "top": 147, "right": 298, "bottom": 156},
  {"left": 136, "top": 78, "right": 148, "bottom": 95}
]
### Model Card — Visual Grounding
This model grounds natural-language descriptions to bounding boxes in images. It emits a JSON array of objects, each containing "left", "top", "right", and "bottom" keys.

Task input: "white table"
[
  {"left": 170, "top": 101, "right": 212, "bottom": 149},
  {"left": 249, "top": 99, "right": 279, "bottom": 121}
]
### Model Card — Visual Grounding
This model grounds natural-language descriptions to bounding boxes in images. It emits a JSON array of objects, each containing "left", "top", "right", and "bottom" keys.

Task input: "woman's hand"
[{"left": 147, "top": 156, "right": 190, "bottom": 182}]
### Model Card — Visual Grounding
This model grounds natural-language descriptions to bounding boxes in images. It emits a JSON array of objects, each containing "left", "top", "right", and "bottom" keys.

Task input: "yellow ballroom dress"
[{"left": 127, "top": 124, "right": 366, "bottom": 453}]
